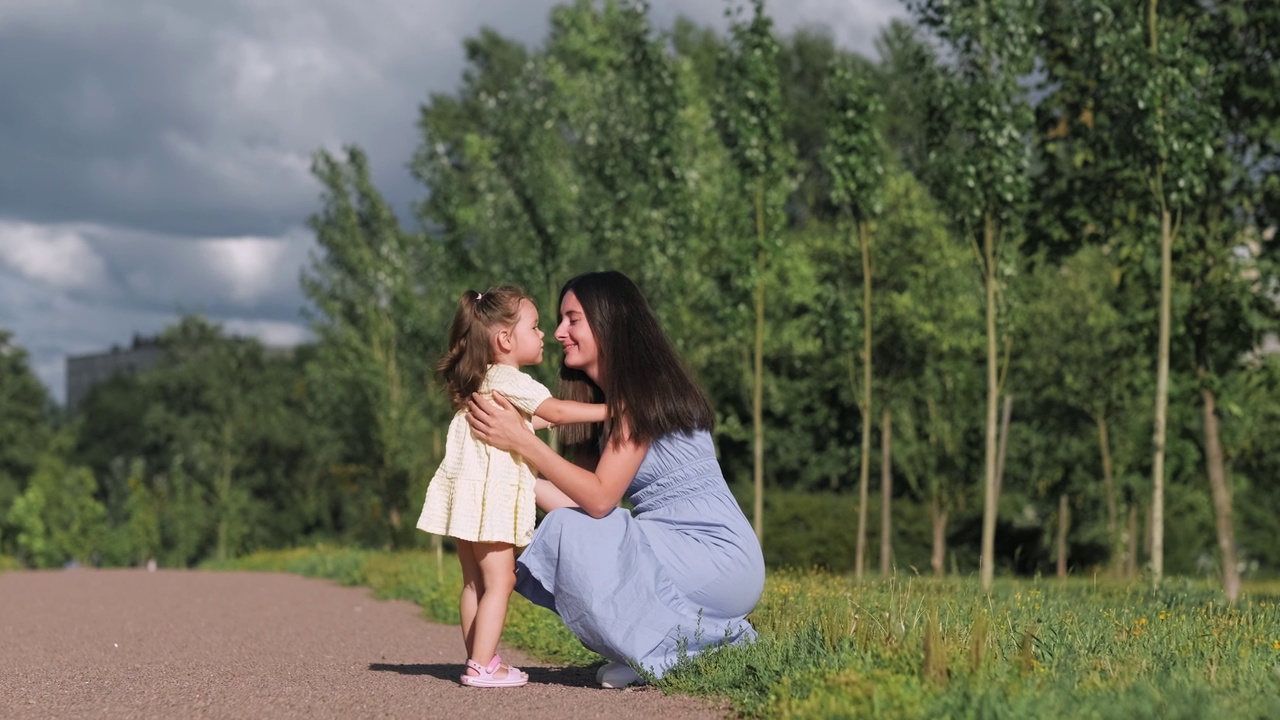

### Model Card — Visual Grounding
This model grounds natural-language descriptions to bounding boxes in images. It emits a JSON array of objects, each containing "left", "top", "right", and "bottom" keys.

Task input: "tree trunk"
[
  {"left": 855, "top": 220, "right": 873, "bottom": 581},
  {"left": 980, "top": 211, "right": 1000, "bottom": 591},
  {"left": 1095, "top": 413, "right": 1119, "bottom": 574},
  {"left": 880, "top": 405, "right": 893, "bottom": 576},
  {"left": 1200, "top": 385, "right": 1241, "bottom": 603},
  {"left": 374, "top": 321, "right": 404, "bottom": 548},
  {"left": 1056, "top": 493, "right": 1070, "bottom": 579},
  {"left": 752, "top": 183, "right": 766, "bottom": 546},
  {"left": 994, "top": 394, "right": 1014, "bottom": 500},
  {"left": 1150, "top": 203, "right": 1171, "bottom": 583},
  {"left": 1146, "top": 0, "right": 1171, "bottom": 587},
  {"left": 1126, "top": 504, "right": 1139, "bottom": 579},
  {"left": 1144, "top": 502, "right": 1153, "bottom": 568},
  {"left": 931, "top": 496, "right": 948, "bottom": 578}
]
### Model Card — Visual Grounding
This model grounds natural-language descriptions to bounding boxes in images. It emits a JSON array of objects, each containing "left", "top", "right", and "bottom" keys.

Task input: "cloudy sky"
[{"left": 0, "top": 0, "right": 904, "bottom": 404}]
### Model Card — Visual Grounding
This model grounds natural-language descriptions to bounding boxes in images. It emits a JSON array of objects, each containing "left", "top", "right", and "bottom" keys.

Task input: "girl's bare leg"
[
  {"left": 468, "top": 541, "right": 522, "bottom": 679},
  {"left": 455, "top": 539, "right": 482, "bottom": 659}
]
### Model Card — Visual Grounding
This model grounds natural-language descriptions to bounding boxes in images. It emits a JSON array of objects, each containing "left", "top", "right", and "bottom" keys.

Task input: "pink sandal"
[{"left": 460, "top": 654, "right": 528, "bottom": 687}]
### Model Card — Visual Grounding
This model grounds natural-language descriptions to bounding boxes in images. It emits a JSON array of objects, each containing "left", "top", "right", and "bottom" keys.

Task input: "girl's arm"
[
  {"left": 468, "top": 392, "right": 643, "bottom": 519},
  {"left": 530, "top": 397, "right": 608, "bottom": 428}
]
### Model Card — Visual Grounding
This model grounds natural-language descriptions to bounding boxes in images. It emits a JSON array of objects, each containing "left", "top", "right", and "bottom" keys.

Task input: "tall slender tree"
[
  {"left": 1013, "top": 247, "right": 1149, "bottom": 571},
  {"left": 304, "top": 146, "right": 439, "bottom": 548},
  {"left": 820, "top": 60, "right": 885, "bottom": 580},
  {"left": 909, "top": 0, "right": 1037, "bottom": 590},
  {"left": 1087, "top": 0, "right": 1221, "bottom": 582},
  {"left": 415, "top": 27, "right": 581, "bottom": 312},
  {"left": 715, "top": 0, "right": 792, "bottom": 545},
  {"left": 1182, "top": 0, "right": 1280, "bottom": 602}
]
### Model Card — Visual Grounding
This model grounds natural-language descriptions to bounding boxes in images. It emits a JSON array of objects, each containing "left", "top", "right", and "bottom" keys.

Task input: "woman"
[{"left": 466, "top": 270, "right": 765, "bottom": 689}]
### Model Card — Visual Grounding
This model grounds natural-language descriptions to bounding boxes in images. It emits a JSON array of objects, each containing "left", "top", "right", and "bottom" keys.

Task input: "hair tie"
[{"left": 476, "top": 292, "right": 483, "bottom": 300}]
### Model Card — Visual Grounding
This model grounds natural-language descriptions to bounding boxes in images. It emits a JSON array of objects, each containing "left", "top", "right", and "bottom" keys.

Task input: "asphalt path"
[{"left": 0, "top": 570, "right": 731, "bottom": 720}]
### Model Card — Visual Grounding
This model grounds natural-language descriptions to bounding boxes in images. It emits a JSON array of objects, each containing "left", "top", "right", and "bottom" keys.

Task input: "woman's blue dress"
[{"left": 514, "top": 429, "right": 765, "bottom": 676}]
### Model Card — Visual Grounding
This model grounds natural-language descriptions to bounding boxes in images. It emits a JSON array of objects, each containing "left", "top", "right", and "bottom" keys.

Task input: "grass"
[
  {"left": 211, "top": 548, "right": 1280, "bottom": 719},
  {"left": 0, "top": 555, "right": 20, "bottom": 572}
]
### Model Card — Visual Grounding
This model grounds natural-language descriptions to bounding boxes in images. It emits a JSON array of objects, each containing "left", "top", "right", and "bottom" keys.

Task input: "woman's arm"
[
  {"left": 533, "top": 477, "right": 578, "bottom": 512},
  {"left": 468, "top": 392, "right": 644, "bottom": 518},
  {"left": 531, "top": 443, "right": 599, "bottom": 510}
]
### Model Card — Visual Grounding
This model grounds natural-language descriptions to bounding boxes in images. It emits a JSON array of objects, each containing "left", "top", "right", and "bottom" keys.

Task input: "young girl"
[{"left": 416, "top": 286, "right": 607, "bottom": 688}]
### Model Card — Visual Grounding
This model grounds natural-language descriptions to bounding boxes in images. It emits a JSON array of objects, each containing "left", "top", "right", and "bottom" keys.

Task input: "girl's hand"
[{"left": 466, "top": 391, "right": 530, "bottom": 452}]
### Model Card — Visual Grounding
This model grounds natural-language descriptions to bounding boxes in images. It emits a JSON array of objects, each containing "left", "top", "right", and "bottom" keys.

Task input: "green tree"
[
  {"left": 820, "top": 59, "right": 885, "bottom": 580},
  {"left": 119, "top": 462, "right": 161, "bottom": 566},
  {"left": 0, "top": 329, "right": 54, "bottom": 553},
  {"left": 909, "top": 0, "right": 1038, "bottom": 590},
  {"left": 1177, "top": 0, "right": 1280, "bottom": 602},
  {"left": 415, "top": 25, "right": 583, "bottom": 311},
  {"left": 870, "top": 169, "right": 985, "bottom": 576},
  {"left": 872, "top": 20, "right": 934, "bottom": 178},
  {"left": 1227, "top": 356, "right": 1280, "bottom": 573},
  {"left": 1012, "top": 247, "right": 1150, "bottom": 571},
  {"left": 7, "top": 438, "right": 106, "bottom": 568},
  {"left": 715, "top": 0, "right": 793, "bottom": 545},
  {"left": 142, "top": 318, "right": 280, "bottom": 560},
  {"left": 151, "top": 453, "right": 210, "bottom": 567},
  {"left": 1071, "top": 0, "right": 1219, "bottom": 583},
  {"left": 304, "top": 146, "right": 440, "bottom": 548},
  {"left": 543, "top": 0, "right": 700, "bottom": 306}
]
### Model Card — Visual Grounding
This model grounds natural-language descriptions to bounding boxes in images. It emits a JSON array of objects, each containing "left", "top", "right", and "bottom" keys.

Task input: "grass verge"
[{"left": 211, "top": 548, "right": 1280, "bottom": 719}]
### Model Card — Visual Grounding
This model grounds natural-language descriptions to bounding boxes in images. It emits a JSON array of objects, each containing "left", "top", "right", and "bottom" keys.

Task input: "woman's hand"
[
  {"left": 466, "top": 391, "right": 531, "bottom": 453},
  {"left": 470, "top": 391, "right": 645, "bottom": 518}
]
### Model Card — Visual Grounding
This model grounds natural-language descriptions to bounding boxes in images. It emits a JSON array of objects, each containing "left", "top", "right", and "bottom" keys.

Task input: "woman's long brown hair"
[{"left": 554, "top": 271, "right": 713, "bottom": 448}]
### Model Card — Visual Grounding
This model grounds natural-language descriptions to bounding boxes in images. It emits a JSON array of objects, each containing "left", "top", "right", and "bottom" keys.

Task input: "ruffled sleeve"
[{"left": 484, "top": 365, "right": 553, "bottom": 416}]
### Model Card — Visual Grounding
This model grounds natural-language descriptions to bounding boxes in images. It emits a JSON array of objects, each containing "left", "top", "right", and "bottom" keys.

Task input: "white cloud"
[
  {"left": 221, "top": 318, "right": 312, "bottom": 348},
  {"left": 0, "top": 268, "right": 177, "bottom": 403},
  {"left": 0, "top": 221, "right": 111, "bottom": 292},
  {"left": 199, "top": 229, "right": 314, "bottom": 305},
  {"left": 1, "top": 220, "right": 314, "bottom": 312},
  {"left": 0, "top": 233, "right": 314, "bottom": 404}
]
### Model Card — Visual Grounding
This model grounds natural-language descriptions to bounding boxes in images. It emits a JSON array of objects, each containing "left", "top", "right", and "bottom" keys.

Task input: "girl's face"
[
  {"left": 510, "top": 299, "right": 545, "bottom": 367},
  {"left": 555, "top": 291, "right": 599, "bottom": 381}
]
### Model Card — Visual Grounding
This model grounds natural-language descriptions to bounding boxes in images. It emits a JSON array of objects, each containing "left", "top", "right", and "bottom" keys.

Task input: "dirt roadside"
[{"left": 0, "top": 570, "right": 733, "bottom": 720}]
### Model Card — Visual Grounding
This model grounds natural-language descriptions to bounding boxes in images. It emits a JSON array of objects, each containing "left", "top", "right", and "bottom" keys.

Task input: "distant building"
[{"left": 65, "top": 335, "right": 165, "bottom": 412}]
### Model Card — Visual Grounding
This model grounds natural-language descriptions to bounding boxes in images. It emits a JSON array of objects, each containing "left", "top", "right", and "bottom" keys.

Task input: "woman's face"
[{"left": 555, "top": 290, "right": 599, "bottom": 382}]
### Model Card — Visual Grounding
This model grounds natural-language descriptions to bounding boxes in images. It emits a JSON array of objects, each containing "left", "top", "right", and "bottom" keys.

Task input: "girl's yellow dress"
[{"left": 416, "top": 364, "right": 551, "bottom": 546}]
